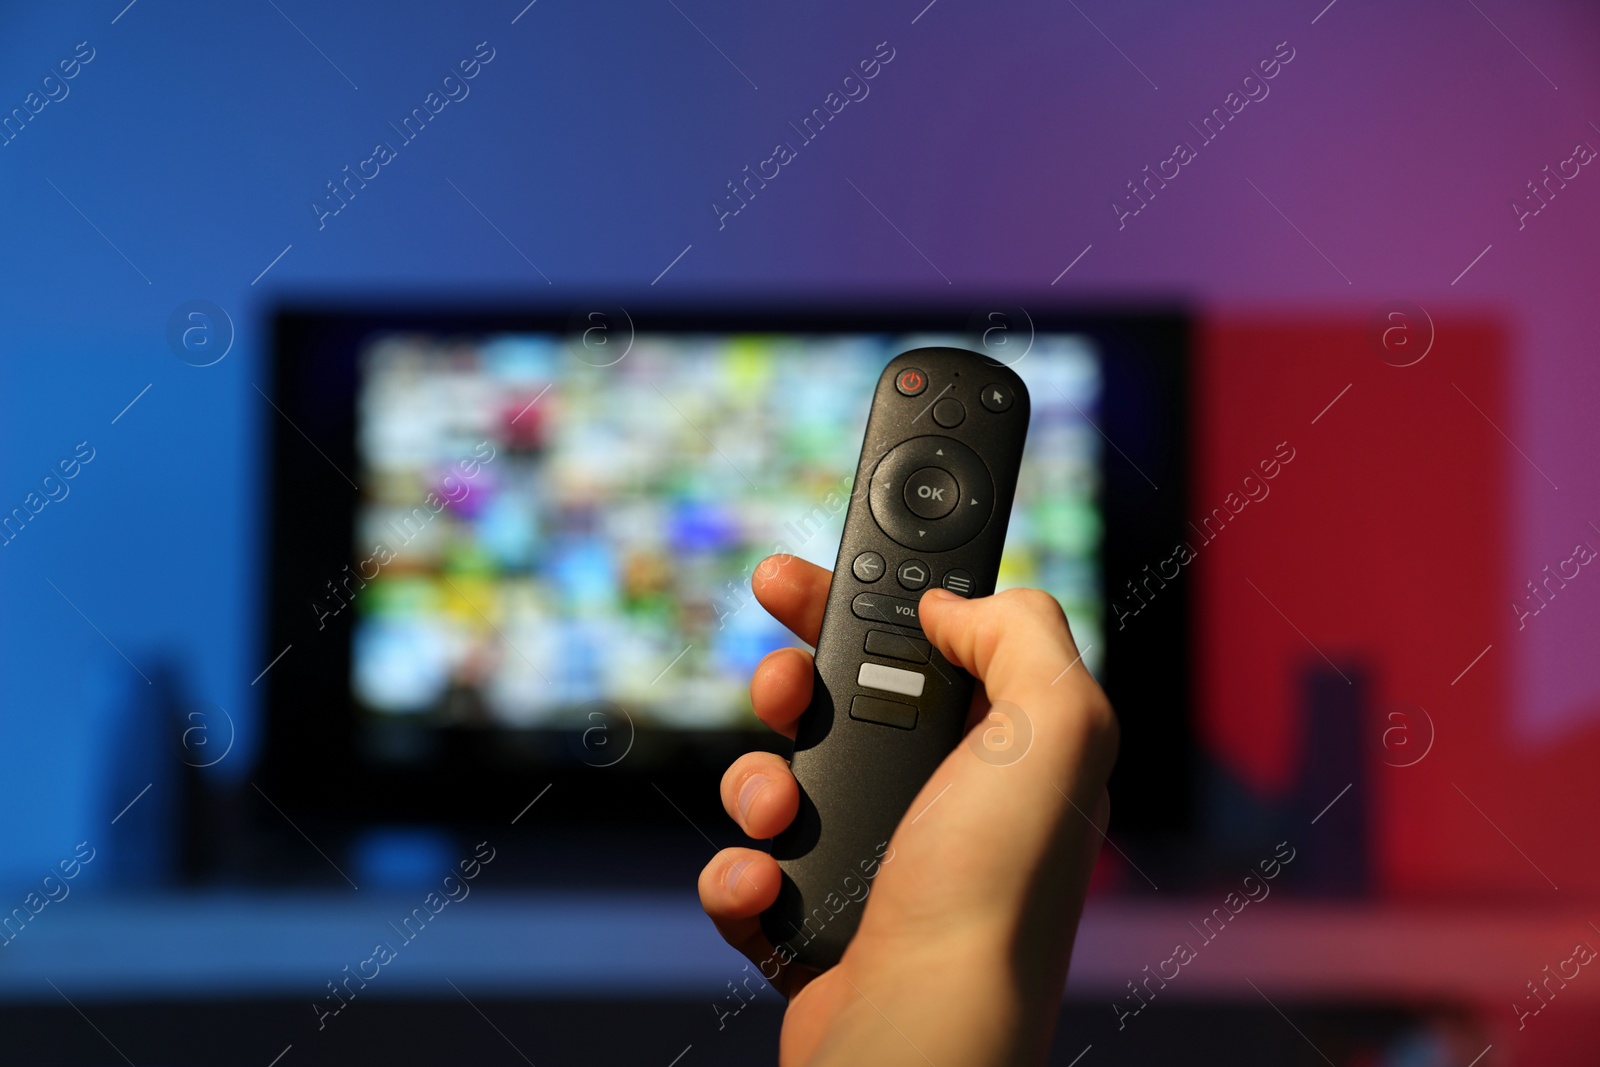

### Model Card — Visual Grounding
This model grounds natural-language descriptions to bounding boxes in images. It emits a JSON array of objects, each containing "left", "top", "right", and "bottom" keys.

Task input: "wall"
[{"left": 1, "top": 0, "right": 1597, "bottom": 896}]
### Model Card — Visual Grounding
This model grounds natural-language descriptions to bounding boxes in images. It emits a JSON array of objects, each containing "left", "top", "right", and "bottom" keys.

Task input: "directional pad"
[{"left": 868, "top": 436, "right": 994, "bottom": 552}]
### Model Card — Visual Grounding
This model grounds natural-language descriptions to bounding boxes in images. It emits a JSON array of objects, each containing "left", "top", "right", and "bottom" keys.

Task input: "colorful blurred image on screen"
[{"left": 350, "top": 333, "right": 1103, "bottom": 737}]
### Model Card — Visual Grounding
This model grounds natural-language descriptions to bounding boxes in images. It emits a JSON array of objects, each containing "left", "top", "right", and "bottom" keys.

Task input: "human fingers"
[
  {"left": 720, "top": 751, "right": 800, "bottom": 840},
  {"left": 751, "top": 554, "right": 831, "bottom": 647},
  {"left": 698, "top": 848, "right": 783, "bottom": 964},
  {"left": 917, "top": 587, "right": 1092, "bottom": 702},
  {"left": 697, "top": 848, "right": 819, "bottom": 999},
  {"left": 749, "top": 646, "right": 814, "bottom": 740},
  {"left": 917, "top": 586, "right": 1118, "bottom": 794}
]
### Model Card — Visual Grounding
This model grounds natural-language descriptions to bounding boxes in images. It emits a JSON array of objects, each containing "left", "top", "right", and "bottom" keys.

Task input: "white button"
[{"left": 858, "top": 662, "right": 925, "bottom": 698}]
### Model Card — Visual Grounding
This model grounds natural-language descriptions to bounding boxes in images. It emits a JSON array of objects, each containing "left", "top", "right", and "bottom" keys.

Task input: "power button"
[{"left": 895, "top": 368, "right": 928, "bottom": 397}]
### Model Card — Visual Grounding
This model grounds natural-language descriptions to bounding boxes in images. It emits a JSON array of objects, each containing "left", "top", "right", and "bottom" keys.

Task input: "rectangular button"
[
  {"left": 857, "top": 662, "right": 926, "bottom": 698},
  {"left": 865, "top": 630, "right": 931, "bottom": 663},
  {"left": 849, "top": 694, "right": 918, "bottom": 730},
  {"left": 851, "top": 592, "right": 922, "bottom": 629}
]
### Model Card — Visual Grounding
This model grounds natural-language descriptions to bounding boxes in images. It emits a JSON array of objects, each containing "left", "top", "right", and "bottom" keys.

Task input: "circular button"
[
  {"left": 980, "top": 383, "right": 1014, "bottom": 413},
  {"left": 852, "top": 551, "right": 885, "bottom": 583},
  {"left": 942, "top": 569, "right": 975, "bottom": 597},
  {"left": 895, "top": 368, "right": 928, "bottom": 397},
  {"left": 897, "top": 559, "right": 930, "bottom": 590},
  {"left": 869, "top": 436, "right": 994, "bottom": 552},
  {"left": 902, "top": 466, "right": 958, "bottom": 520},
  {"left": 932, "top": 397, "right": 965, "bottom": 427}
]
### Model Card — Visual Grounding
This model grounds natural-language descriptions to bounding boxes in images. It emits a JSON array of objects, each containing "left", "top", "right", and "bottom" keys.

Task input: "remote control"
[{"left": 761, "top": 346, "right": 1031, "bottom": 970}]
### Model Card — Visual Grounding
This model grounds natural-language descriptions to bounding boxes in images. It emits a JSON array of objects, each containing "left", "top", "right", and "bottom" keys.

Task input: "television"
[{"left": 258, "top": 303, "right": 1189, "bottom": 850}]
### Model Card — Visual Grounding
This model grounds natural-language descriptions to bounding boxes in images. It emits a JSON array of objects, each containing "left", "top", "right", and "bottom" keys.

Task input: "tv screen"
[{"left": 347, "top": 331, "right": 1104, "bottom": 747}]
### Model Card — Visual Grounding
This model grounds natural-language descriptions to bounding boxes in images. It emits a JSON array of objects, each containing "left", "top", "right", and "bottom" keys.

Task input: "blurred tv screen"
[{"left": 346, "top": 331, "right": 1106, "bottom": 750}]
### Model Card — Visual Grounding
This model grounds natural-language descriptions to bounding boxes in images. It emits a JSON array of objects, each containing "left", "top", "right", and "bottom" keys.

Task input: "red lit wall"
[{"left": 1194, "top": 316, "right": 1589, "bottom": 897}]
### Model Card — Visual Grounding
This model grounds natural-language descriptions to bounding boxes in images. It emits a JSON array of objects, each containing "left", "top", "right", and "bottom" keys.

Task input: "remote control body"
[{"left": 761, "top": 346, "right": 1031, "bottom": 969}]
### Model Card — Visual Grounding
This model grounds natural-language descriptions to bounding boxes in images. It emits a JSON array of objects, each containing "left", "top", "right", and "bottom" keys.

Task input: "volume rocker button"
[{"left": 850, "top": 592, "right": 922, "bottom": 629}]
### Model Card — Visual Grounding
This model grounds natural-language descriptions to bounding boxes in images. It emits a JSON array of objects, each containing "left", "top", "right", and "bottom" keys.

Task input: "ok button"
[{"left": 903, "top": 466, "right": 959, "bottom": 520}]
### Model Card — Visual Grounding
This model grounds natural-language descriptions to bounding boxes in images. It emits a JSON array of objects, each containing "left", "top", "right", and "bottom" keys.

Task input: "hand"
[{"left": 698, "top": 555, "right": 1119, "bottom": 1067}]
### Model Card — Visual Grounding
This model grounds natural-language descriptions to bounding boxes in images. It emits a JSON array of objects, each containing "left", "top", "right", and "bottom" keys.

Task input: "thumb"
[
  {"left": 917, "top": 586, "right": 1117, "bottom": 791},
  {"left": 917, "top": 587, "right": 1097, "bottom": 704}
]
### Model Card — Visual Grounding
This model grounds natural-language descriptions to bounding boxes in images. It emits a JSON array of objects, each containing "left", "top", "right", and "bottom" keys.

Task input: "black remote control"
[{"left": 761, "top": 346, "right": 1031, "bottom": 970}]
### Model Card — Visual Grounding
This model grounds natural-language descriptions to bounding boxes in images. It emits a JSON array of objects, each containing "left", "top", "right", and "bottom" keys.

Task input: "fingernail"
[
  {"left": 725, "top": 859, "right": 753, "bottom": 891},
  {"left": 737, "top": 774, "right": 770, "bottom": 821},
  {"left": 923, "top": 588, "right": 958, "bottom": 602}
]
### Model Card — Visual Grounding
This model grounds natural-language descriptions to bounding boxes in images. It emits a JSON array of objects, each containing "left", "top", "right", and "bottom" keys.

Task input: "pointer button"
[{"left": 980, "top": 383, "right": 1014, "bottom": 413}]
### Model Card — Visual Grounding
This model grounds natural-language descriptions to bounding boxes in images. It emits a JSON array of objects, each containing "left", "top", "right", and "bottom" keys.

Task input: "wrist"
[{"left": 812, "top": 928, "right": 1051, "bottom": 1067}]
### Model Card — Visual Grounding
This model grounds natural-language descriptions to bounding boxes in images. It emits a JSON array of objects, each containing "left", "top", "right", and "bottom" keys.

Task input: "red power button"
[{"left": 895, "top": 368, "right": 928, "bottom": 397}]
